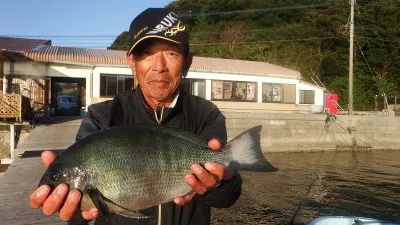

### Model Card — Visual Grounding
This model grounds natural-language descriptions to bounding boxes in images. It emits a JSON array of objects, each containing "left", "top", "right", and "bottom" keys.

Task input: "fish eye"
[{"left": 49, "top": 170, "right": 61, "bottom": 182}]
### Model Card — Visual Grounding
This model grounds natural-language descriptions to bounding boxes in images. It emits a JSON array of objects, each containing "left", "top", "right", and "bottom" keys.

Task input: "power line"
[
  {"left": 190, "top": 37, "right": 340, "bottom": 46},
  {"left": 178, "top": 3, "right": 331, "bottom": 17},
  {"left": 1, "top": 35, "right": 118, "bottom": 38}
]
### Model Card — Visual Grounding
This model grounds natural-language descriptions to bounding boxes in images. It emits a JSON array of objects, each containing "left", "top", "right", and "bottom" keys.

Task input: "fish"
[{"left": 38, "top": 124, "right": 277, "bottom": 218}]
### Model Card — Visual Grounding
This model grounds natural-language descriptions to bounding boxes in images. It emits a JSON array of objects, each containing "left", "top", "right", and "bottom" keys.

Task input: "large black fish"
[{"left": 38, "top": 124, "right": 276, "bottom": 218}]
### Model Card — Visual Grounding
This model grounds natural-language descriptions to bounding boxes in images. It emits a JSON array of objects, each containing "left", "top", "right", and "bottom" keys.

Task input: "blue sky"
[{"left": 1, "top": 0, "right": 173, "bottom": 49}]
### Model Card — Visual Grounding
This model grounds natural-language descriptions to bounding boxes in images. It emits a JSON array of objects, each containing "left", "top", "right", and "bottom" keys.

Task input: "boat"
[{"left": 306, "top": 216, "right": 400, "bottom": 225}]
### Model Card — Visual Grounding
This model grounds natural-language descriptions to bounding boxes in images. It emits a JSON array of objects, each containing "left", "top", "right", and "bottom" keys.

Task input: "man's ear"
[
  {"left": 182, "top": 53, "right": 193, "bottom": 78},
  {"left": 126, "top": 54, "right": 136, "bottom": 74}
]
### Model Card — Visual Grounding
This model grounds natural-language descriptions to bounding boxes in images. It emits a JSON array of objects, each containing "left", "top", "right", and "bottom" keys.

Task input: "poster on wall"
[
  {"left": 262, "top": 83, "right": 281, "bottom": 102},
  {"left": 246, "top": 83, "right": 256, "bottom": 101},
  {"left": 223, "top": 81, "right": 233, "bottom": 100},
  {"left": 212, "top": 81, "right": 223, "bottom": 100},
  {"left": 235, "top": 82, "right": 247, "bottom": 101}
]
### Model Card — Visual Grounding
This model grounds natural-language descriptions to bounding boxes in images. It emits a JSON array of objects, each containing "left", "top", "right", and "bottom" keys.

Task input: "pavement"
[{"left": 0, "top": 116, "right": 82, "bottom": 225}]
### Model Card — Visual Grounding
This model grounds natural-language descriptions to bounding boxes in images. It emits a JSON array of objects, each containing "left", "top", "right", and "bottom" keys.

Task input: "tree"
[
  {"left": 108, "top": 0, "right": 400, "bottom": 110},
  {"left": 108, "top": 32, "right": 130, "bottom": 51}
]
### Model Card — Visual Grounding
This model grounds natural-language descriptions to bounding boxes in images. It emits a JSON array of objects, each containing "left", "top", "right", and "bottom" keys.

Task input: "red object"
[{"left": 326, "top": 94, "right": 339, "bottom": 115}]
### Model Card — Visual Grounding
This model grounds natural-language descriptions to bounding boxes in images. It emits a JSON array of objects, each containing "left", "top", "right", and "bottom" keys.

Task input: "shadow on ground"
[
  {"left": 19, "top": 149, "right": 65, "bottom": 158},
  {"left": 37, "top": 116, "right": 83, "bottom": 125}
]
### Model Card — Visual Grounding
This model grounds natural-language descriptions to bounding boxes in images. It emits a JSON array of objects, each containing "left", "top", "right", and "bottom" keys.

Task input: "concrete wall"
[{"left": 223, "top": 111, "right": 400, "bottom": 152}]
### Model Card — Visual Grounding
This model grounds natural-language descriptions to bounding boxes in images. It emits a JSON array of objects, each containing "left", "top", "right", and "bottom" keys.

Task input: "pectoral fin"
[{"left": 86, "top": 187, "right": 111, "bottom": 217}]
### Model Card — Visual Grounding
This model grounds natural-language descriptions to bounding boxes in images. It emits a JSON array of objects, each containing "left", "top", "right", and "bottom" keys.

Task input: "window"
[
  {"left": 179, "top": 78, "right": 206, "bottom": 98},
  {"left": 100, "top": 74, "right": 134, "bottom": 97},
  {"left": 212, "top": 80, "right": 257, "bottom": 102},
  {"left": 191, "top": 80, "right": 206, "bottom": 98},
  {"left": 262, "top": 83, "right": 296, "bottom": 103},
  {"left": 299, "top": 90, "right": 315, "bottom": 104},
  {"left": 262, "top": 83, "right": 281, "bottom": 102}
]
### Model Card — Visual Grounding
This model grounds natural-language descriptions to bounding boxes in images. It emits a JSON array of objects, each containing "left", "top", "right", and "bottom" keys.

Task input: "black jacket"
[{"left": 72, "top": 86, "right": 242, "bottom": 225}]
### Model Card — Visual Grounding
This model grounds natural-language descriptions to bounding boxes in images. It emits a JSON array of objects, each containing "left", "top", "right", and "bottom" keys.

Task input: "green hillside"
[{"left": 109, "top": 0, "right": 400, "bottom": 110}]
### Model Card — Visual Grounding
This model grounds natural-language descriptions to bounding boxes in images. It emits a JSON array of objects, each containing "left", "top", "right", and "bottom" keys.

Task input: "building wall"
[
  {"left": 213, "top": 101, "right": 299, "bottom": 113},
  {"left": 187, "top": 71, "right": 324, "bottom": 113},
  {"left": 4, "top": 62, "right": 130, "bottom": 109}
]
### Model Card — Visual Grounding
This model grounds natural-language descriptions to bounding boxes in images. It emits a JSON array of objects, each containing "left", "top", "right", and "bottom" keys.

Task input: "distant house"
[{"left": 0, "top": 36, "right": 325, "bottom": 118}]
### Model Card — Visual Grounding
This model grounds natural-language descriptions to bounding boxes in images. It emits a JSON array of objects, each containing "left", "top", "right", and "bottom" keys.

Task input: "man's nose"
[{"left": 152, "top": 51, "right": 167, "bottom": 72}]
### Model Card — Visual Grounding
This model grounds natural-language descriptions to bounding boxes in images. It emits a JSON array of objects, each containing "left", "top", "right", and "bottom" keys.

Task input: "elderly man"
[{"left": 30, "top": 8, "right": 242, "bottom": 225}]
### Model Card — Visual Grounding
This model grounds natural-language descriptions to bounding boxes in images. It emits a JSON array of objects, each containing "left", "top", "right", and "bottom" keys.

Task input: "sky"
[{"left": 1, "top": 0, "right": 173, "bottom": 49}]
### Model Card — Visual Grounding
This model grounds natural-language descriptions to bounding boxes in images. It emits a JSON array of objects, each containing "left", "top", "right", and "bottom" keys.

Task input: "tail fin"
[{"left": 224, "top": 125, "right": 277, "bottom": 172}]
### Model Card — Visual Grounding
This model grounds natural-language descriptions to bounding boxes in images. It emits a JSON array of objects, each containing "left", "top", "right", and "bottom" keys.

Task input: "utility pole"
[{"left": 348, "top": 0, "right": 355, "bottom": 115}]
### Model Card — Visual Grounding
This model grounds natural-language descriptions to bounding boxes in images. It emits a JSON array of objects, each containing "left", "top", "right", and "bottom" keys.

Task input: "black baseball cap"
[{"left": 127, "top": 8, "right": 189, "bottom": 55}]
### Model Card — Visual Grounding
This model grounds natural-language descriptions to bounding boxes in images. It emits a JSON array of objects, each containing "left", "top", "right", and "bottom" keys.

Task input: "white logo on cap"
[{"left": 146, "top": 12, "right": 178, "bottom": 35}]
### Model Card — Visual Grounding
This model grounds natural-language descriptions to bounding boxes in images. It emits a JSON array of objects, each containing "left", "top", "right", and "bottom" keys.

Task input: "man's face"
[{"left": 127, "top": 39, "right": 190, "bottom": 104}]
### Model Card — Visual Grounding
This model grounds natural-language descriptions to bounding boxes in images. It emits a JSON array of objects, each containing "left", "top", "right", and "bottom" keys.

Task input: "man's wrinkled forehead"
[{"left": 133, "top": 38, "right": 183, "bottom": 55}]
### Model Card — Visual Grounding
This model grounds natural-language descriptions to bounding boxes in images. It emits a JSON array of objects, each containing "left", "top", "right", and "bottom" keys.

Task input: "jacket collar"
[{"left": 134, "top": 85, "right": 180, "bottom": 125}]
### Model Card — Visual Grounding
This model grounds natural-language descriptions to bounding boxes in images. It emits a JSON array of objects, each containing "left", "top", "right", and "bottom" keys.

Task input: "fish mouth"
[
  {"left": 38, "top": 172, "right": 55, "bottom": 189},
  {"left": 38, "top": 180, "right": 55, "bottom": 190}
]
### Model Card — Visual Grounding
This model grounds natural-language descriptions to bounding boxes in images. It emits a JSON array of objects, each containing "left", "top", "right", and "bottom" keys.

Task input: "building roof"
[
  {"left": 1, "top": 37, "right": 300, "bottom": 78},
  {"left": 25, "top": 45, "right": 127, "bottom": 65},
  {"left": 299, "top": 80, "right": 327, "bottom": 90},
  {"left": 24, "top": 46, "right": 300, "bottom": 78},
  {"left": 0, "top": 37, "right": 51, "bottom": 52},
  {"left": 191, "top": 57, "right": 300, "bottom": 78}
]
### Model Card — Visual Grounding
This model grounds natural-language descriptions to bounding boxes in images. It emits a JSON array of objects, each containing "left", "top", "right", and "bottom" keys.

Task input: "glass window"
[
  {"left": 118, "top": 76, "right": 125, "bottom": 95},
  {"left": 124, "top": 77, "right": 133, "bottom": 92},
  {"left": 262, "top": 83, "right": 281, "bottom": 102},
  {"left": 223, "top": 81, "right": 233, "bottom": 100},
  {"left": 107, "top": 75, "right": 118, "bottom": 96},
  {"left": 191, "top": 80, "right": 206, "bottom": 98},
  {"left": 300, "top": 90, "right": 315, "bottom": 104},
  {"left": 235, "top": 82, "right": 246, "bottom": 101},
  {"left": 212, "top": 80, "right": 257, "bottom": 102},
  {"left": 212, "top": 81, "right": 224, "bottom": 100},
  {"left": 246, "top": 83, "right": 256, "bottom": 101},
  {"left": 100, "top": 74, "right": 133, "bottom": 97}
]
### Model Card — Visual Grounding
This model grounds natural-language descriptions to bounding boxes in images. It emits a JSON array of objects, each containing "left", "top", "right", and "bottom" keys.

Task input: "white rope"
[{"left": 154, "top": 107, "right": 165, "bottom": 125}]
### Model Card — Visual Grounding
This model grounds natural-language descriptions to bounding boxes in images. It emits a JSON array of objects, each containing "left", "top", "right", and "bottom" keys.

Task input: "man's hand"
[
  {"left": 29, "top": 150, "right": 99, "bottom": 222},
  {"left": 174, "top": 139, "right": 233, "bottom": 206}
]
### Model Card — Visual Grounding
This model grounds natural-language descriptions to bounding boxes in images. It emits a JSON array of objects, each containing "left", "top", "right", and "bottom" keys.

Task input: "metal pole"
[
  {"left": 348, "top": 0, "right": 355, "bottom": 115},
  {"left": 0, "top": 59, "right": 5, "bottom": 94}
]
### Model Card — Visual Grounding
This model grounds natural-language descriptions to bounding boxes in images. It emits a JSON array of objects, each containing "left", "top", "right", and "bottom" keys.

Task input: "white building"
[{"left": 0, "top": 37, "right": 325, "bottom": 117}]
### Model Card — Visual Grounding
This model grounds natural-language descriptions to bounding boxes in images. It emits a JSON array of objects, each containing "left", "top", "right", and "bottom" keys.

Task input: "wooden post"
[
  {"left": 0, "top": 57, "right": 4, "bottom": 94},
  {"left": 10, "top": 124, "right": 15, "bottom": 158}
]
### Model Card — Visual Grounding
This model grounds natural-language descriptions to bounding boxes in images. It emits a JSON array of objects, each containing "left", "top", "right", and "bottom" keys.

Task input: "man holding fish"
[{"left": 30, "top": 8, "right": 244, "bottom": 225}]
